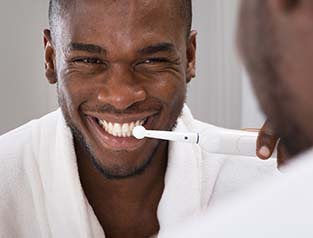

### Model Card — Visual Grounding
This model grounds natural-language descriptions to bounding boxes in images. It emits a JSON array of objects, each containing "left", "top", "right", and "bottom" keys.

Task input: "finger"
[{"left": 256, "top": 120, "right": 279, "bottom": 160}]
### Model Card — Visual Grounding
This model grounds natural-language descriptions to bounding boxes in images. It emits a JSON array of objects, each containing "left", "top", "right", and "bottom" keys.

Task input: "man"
[
  {"left": 159, "top": 0, "right": 313, "bottom": 237},
  {"left": 0, "top": 0, "right": 278, "bottom": 237}
]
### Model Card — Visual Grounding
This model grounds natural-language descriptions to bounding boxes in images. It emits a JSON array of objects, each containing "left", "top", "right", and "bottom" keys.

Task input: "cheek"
[
  {"left": 58, "top": 80, "right": 75, "bottom": 111},
  {"left": 148, "top": 75, "right": 187, "bottom": 104},
  {"left": 57, "top": 75, "right": 90, "bottom": 120},
  {"left": 146, "top": 77, "right": 186, "bottom": 126}
]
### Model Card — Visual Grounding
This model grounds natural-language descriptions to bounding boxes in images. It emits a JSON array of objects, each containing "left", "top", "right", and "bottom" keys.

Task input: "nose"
[{"left": 97, "top": 64, "right": 147, "bottom": 111}]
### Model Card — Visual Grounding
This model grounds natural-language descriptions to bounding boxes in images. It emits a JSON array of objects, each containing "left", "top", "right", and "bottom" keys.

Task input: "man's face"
[
  {"left": 238, "top": 0, "right": 313, "bottom": 156},
  {"left": 46, "top": 0, "right": 195, "bottom": 178}
]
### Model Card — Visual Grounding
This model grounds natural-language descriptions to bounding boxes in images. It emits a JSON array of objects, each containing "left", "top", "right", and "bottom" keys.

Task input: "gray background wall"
[
  {"left": 190, "top": 0, "right": 243, "bottom": 128},
  {"left": 0, "top": 0, "right": 264, "bottom": 135},
  {"left": 0, "top": 0, "right": 57, "bottom": 134}
]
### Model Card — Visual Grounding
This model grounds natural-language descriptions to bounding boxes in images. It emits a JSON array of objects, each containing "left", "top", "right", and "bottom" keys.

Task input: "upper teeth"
[{"left": 98, "top": 119, "right": 145, "bottom": 137}]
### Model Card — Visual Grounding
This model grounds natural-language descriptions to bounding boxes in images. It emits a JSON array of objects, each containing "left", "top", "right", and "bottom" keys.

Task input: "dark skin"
[
  {"left": 75, "top": 138, "right": 167, "bottom": 237},
  {"left": 257, "top": 120, "right": 288, "bottom": 167},
  {"left": 43, "top": 0, "right": 282, "bottom": 237},
  {"left": 43, "top": 0, "right": 196, "bottom": 237}
]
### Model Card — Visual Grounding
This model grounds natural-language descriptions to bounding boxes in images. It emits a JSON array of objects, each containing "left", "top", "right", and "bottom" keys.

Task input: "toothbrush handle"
[
  {"left": 144, "top": 130, "right": 199, "bottom": 144},
  {"left": 217, "top": 131, "right": 277, "bottom": 158}
]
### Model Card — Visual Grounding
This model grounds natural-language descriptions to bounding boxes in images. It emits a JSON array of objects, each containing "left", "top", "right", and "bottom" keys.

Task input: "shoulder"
[
  {"left": 217, "top": 156, "right": 278, "bottom": 183},
  {"left": 210, "top": 156, "right": 279, "bottom": 205},
  {"left": 180, "top": 105, "right": 280, "bottom": 202},
  {"left": 0, "top": 110, "right": 60, "bottom": 157},
  {"left": 0, "top": 110, "right": 61, "bottom": 235},
  {"left": 0, "top": 120, "right": 36, "bottom": 167},
  {"left": 0, "top": 110, "right": 61, "bottom": 181}
]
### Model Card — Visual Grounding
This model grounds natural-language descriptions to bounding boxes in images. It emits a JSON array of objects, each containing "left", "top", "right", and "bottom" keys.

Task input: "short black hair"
[{"left": 48, "top": 0, "right": 192, "bottom": 38}]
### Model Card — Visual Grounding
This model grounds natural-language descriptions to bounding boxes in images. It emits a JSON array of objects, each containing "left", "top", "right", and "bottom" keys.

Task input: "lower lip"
[{"left": 86, "top": 116, "right": 154, "bottom": 151}]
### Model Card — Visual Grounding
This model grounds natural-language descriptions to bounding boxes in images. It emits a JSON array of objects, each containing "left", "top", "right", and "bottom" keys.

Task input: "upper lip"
[{"left": 85, "top": 111, "right": 158, "bottom": 124}]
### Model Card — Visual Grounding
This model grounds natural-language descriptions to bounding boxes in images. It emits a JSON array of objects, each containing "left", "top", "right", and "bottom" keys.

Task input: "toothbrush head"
[{"left": 132, "top": 125, "right": 146, "bottom": 139}]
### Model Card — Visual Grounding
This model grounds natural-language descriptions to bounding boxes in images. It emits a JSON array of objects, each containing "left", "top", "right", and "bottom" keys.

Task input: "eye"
[
  {"left": 73, "top": 57, "right": 104, "bottom": 65},
  {"left": 141, "top": 58, "right": 169, "bottom": 64},
  {"left": 134, "top": 57, "right": 178, "bottom": 72}
]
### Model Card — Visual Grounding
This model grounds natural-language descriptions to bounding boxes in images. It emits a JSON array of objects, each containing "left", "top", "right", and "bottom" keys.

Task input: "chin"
[
  {"left": 89, "top": 150, "right": 157, "bottom": 179},
  {"left": 74, "top": 123, "right": 163, "bottom": 179}
]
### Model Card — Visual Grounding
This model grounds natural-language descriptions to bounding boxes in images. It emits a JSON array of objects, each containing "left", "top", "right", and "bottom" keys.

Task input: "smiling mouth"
[
  {"left": 85, "top": 110, "right": 157, "bottom": 150},
  {"left": 96, "top": 118, "right": 147, "bottom": 138}
]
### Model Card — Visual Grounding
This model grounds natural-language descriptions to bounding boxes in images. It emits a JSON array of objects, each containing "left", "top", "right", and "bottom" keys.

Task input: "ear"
[
  {"left": 186, "top": 30, "right": 197, "bottom": 84},
  {"left": 43, "top": 29, "right": 57, "bottom": 84}
]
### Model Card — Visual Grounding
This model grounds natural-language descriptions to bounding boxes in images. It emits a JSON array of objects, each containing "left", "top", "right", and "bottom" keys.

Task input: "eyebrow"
[
  {"left": 65, "top": 43, "right": 106, "bottom": 54},
  {"left": 138, "top": 43, "right": 176, "bottom": 55},
  {"left": 65, "top": 42, "right": 175, "bottom": 55}
]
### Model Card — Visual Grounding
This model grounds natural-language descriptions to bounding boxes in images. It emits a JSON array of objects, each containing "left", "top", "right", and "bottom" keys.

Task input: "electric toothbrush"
[{"left": 132, "top": 125, "right": 277, "bottom": 158}]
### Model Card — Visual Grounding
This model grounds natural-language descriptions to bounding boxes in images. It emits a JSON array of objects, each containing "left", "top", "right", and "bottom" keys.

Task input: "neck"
[{"left": 75, "top": 139, "right": 168, "bottom": 237}]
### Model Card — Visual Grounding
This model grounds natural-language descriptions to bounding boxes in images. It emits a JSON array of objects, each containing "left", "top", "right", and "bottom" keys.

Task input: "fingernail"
[{"left": 259, "top": 146, "right": 270, "bottom": 158}]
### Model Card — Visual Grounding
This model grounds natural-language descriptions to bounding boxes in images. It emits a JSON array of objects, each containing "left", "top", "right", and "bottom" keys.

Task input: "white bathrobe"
[
  {"left": 0, "top": 106, "right": 278, "bottom": 238},
  {"left": 158, "top": 150, "right": 313, "bottom": 238}
]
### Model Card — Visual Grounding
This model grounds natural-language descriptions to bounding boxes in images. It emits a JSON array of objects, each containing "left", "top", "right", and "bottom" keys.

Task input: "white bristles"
[{"left": 132, "top": 126, "right": 146, "bottom": 139}]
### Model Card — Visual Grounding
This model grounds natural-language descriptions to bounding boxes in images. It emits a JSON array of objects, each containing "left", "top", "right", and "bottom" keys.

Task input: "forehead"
[{"left": 58, "top": 0, "right": 186, "bottom": 51}]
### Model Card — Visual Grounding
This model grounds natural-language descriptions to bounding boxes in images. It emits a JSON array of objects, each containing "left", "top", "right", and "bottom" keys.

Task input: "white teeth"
[
  {"left": 108, "top": 122, "right": 113, "bottom": 135},
  {"left": 122, "top": 124, "right": 129, "bottom": 138},
  {"left": 113, "top": 123, "right": 121, "bottom": 137},
  {"left": 97, "top": 119, "right": 146, "bottom": 138}
]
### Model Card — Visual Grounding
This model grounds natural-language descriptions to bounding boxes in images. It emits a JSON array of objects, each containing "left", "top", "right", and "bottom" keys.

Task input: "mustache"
[{"left": 81, "top": 101, "right": 162, "bottom": 115}]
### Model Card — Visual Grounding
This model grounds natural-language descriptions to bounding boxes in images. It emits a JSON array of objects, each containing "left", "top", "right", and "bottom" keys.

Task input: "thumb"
[{"left": 257, "top": 120, "right": 279, "bottom": 160}]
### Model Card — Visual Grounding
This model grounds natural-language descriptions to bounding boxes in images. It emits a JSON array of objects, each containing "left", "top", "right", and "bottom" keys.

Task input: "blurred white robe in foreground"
[{"left": 159, "top": 149, "right": 313, "bottom": 238}]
